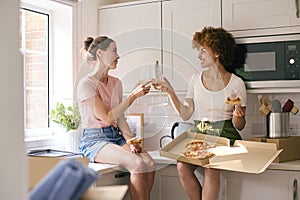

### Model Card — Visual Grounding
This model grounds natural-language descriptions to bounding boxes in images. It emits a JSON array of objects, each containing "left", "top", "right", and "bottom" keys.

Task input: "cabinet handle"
[
  {"left": 293, "top": 179, "right": 298, "bottom": 200},
  {"left": 115, "top": 172, "right": 129, "bottom": 179},
  {"left": 296, "top": 0, "right": 300, "bottom": 18}
]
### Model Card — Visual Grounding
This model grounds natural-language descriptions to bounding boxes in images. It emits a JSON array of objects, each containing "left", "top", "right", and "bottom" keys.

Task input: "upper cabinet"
[
  {"left": 98, "top": 1, "right": 163, "bottom": 93},
  {"left": 167, "top": 0, "right": 221, "bottom": 91},
  {"left": 98, "top": 0, "right": 222, "bottom": 93},
  {"left": 222, "top": 0, "right": 300, "bottom": 38}
]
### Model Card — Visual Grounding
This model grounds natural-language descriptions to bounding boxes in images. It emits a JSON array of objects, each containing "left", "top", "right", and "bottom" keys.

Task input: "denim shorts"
[{"left": 79, "top": 126, "right": 126, "bottom": 162}]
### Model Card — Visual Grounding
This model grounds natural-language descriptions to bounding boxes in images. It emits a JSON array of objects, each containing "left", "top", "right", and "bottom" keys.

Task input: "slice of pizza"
[
  {"left": 126, "top": 137, "right": 143, "bottom": 145},
  {"left": 185, "top": 139, "right": 214, "bottom": 150},
  {"left": 182, "top": 149, "right": 215, "bottom": 160},
  {"left": 226, "top": 97, "right": 242, "bottom": 105},
  {"left": 182, "top": 139, "right": 215, "bottom": 160}
]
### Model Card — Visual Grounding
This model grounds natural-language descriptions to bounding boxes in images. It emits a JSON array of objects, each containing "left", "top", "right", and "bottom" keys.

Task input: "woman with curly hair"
[{"left": 153, "top": 26, "right": 247, "bottom": 200}]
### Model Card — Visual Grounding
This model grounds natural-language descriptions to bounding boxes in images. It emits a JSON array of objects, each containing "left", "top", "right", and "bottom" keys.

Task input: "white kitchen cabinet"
[
  {"left": 224, "top": 169, "right": 300, "bottom": 200},
  {"left": 222, "top": 0, "right": 300, "bottom": 38},
  {"left": 98, "top": 0, "right": 222, "bottom": 93},
  {"left": 164, "top": 0, "right": 222, "bottom": 92},
  {"left": 150, "top": 164, "right": 190, "bottom": 200},
  {"left": 150, "top": 164, "right": 227, "bottom": 200},
  {"left": 98, "top": 1, "right": 165, "bottom": 93},
  {"left": 95, "top": 170, "right": 130, "bottom": 199},
  {"left": 290, "top": 171, "right": 300, "bottom": 200}
]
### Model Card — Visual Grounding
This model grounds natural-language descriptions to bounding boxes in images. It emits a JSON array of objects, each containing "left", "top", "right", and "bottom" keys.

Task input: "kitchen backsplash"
[
  {"left": 126, "top": 92, "right": 300, "bottom": 151},
  {"left": 25, "top": 91, "right": 300, "bottom": 151}
]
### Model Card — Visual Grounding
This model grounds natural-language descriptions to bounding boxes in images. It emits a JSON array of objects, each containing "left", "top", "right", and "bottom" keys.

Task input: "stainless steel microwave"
[{"left": 234, "top": 40, "right": 300, "bottom": 81}]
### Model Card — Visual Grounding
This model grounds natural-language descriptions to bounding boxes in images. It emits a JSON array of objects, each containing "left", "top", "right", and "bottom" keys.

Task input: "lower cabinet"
[
  {"left": 151, "top": 164, "right": 189, "bottom": 200},
  {"left": 95, "top": 170, "right": 130, "bottom": 200},
  {"left": 151, "top": 165, "right": 300, "bottom": 200},
  {"left": 224, "top": 170, "right": 300, "bottom": 200}
]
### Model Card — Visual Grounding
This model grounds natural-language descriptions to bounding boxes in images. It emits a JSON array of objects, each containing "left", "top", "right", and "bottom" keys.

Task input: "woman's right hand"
[
  {"left": 152, "top": 77, "right": 174, "bottom": 93},
  {"left": 130, "top": 144, "right": 142, "bottom": 154}
]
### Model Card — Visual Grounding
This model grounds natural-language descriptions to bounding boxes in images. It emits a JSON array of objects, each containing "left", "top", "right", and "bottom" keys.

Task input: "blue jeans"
[{"left": 79, "top": 126, "right": 126, "bottom": 162}]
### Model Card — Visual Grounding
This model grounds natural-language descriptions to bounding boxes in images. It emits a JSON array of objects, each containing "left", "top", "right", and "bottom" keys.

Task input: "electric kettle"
[{"left": 159, "top": 122, "right": 194, "bottom": 148}]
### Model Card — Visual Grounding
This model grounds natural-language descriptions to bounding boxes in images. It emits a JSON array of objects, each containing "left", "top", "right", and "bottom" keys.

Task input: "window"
[
  {"left": 20, "top": 8, "right": 49, "bottom": 131},
  {"left": 21, "top": 0, "right": 74, "bottom": 138}
]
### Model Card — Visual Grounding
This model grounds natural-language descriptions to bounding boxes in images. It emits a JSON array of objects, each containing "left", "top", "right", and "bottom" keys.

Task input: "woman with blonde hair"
[{"left": 76, "top": 36, "right": 155, "bottom": 200}]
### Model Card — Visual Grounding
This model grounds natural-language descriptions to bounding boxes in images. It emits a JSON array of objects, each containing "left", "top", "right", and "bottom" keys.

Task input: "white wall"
[{"left": 0, "top": 0, "right": 27, "bottom": 199}]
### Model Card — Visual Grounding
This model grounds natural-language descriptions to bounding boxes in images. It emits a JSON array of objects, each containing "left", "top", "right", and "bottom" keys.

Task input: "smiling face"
[
  {"left": 198, "top": 45, "right": 218, "bottom": 69},
  {"left": 97, "top": 42, "right": 119, "bottom": 69}
]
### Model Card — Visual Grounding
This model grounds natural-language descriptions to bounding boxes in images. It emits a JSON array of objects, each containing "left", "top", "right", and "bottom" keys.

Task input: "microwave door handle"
[{"left": 296, "top": 0, "right": 299, "bottom": 18}]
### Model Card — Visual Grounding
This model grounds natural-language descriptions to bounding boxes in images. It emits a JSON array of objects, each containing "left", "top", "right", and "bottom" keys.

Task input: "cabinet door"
[
  {"left": 223, "top": 0, "right": 300, "bottom": 37},
  {"left": 98, "top": 1, "right": 162, "bottom": 93},
  {"left": 165, "top": 0, "right": 221, "bottom": 92},
  {"left": 225, "top": 170, "right": 290, "bottom": 200},
  {"left": 289, "top": 171, "right": 300, "bottom": 200},
  {"left": 95, "top": 170, "right": 130, "bottom": 200},
  {"left": 153, "top": 165, "right": 190, "bottom": 200}
]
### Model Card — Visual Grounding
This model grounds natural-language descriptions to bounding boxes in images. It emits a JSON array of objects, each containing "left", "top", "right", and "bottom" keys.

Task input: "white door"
[
  {"left": 98, "top": 1, "right": 162, "bottom": 93},
  {"left": 225, "top": 170, "right": 290, "bottom": 200},
  {"left": 289, "top": 171, "right": 300, "bottom": 200},
  {"left": 166, "top": 0, "right": 222, "bottom": 92},
  {"left": 223, "top": 0, "right": 300, "bottom": 37}
]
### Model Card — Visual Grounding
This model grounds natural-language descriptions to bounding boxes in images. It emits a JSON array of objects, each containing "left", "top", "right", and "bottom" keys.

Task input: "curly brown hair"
[{"left": 192, "top": 26, "right": 236, "bottom": 68}]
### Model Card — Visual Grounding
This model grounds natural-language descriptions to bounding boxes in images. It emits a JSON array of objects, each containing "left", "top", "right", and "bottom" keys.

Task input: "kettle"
[
  {"left": 159, "top": 122, "right": 194, "bottom": 148},
  {"left": 171, "top": 122, "right": 194, "bottom": 138}
]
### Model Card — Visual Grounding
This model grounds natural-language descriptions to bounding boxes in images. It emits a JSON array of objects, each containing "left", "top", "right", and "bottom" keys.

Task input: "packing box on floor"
[
  {"left": 28, "top": 154, "right": 128, "bottom": 200},
  {"left": 250, "top": 136, "right": 300, "bottom": 163},
  {"left": 160, "top": 131, "right": 282, "bottom": 174}
]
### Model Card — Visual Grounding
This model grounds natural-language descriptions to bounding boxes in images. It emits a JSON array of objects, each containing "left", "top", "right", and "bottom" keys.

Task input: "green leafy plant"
[{"left": 50, "top": 102, "right": 81, "bottom": 132}]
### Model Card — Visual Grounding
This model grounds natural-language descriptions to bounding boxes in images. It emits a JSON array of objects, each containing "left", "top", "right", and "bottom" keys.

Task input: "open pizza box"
[{"left": 160, "top": 131, "right": 283, "bottom": 174}]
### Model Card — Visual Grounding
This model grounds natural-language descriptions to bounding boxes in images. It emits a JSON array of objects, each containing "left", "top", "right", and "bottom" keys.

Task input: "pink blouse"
[{"left": 77, "top": 75, "right": 123, "bottom": 128}]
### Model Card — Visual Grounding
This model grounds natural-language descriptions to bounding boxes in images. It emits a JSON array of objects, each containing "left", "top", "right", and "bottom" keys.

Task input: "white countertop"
[{"left": 89, "top": 150, "right": 300, "bottom": 174}]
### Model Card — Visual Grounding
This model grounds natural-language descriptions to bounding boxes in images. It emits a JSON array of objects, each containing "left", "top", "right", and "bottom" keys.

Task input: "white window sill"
[{"left": 25, "top": 128, "right": 65, "bottom": 150}]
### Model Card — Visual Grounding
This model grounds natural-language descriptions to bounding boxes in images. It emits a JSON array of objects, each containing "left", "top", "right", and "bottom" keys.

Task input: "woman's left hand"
[{"left": 233, "top": 104, "right": 245, "bottom": 117}]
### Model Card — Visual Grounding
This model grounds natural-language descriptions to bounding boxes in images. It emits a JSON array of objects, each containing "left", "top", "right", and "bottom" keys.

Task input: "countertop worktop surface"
[{"left": 89, "top": 150, "right": 300, "bottom": 174}]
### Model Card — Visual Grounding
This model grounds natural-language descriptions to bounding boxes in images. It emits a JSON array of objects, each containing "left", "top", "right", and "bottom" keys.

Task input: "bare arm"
[
  {"left": 88, "top": 83, "right": 151, "bottom": 125},
  {"left": 232, "top": 105, "right": 246, "bottom": 130},
  {"left": 117, "top": 114, "right": 134, "bottom": 140},
  {"left": 153, "top": 77, "right": 194, "bottom": 121}
]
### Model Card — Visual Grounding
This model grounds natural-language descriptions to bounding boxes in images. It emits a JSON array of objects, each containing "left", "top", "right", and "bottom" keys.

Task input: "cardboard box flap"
[
  {"left": 80, "top": 186, "right": 128, "bottom": 200},
  {"left": 207, "top": 140, "right": 283, "bottom": 173}
]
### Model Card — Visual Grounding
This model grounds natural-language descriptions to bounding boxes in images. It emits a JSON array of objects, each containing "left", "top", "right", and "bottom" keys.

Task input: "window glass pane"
[{"left": 20, "top": 8, "right": 49, "bottom": 130}]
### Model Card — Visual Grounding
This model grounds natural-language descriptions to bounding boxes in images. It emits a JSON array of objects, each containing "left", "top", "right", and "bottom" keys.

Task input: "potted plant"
[
  {"left": 50, "top": 102, "right": 81, "bottom": 152},
  {"left": 50, "top": 102, "right": 81, "bottom": 132}
]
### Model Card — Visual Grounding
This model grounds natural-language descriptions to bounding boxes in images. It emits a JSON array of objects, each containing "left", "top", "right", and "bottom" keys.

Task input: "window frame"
[
  {"left": 21, "top": 0, "right": 75, "bottom": 139},
  {"left": 20, "top": 5, "right": 52, "bottom": 138}
]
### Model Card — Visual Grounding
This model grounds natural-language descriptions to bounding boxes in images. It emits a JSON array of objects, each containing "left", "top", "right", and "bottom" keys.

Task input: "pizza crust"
[
  {"left": 226, "top": 97, "right": 241, "bottom": 105},
  {"left": 126, "top": 137, "right": 143, "bottom": 145}
]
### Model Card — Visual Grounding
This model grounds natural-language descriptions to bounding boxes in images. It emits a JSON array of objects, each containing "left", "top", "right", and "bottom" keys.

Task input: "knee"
[
  {"left": 177, "top": 162, "right": 192, "bottom": 178},
  {"left": 205, "top": 168, "right": 220, "bottom": 180},
  {"left": 146, "top": 157, "right": 156, "bottom": 172},
  {"left": 128, "top": 157, "right": 147, "bottom": 173}
]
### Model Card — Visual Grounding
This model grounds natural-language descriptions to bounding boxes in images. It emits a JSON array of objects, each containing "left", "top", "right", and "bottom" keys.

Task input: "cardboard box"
[
  {"left": 250, "top": 136, "right": 300, "bottom": 163},
  {"left": 160, "top": 131, "right": 230, "bottom": 166},
  {"left": 28, "top": 156, "right": 89, "bottom": 190},
  {"left": 160, "top": 131, "right": 282, "bottom": 174},
  {"left": 28, "top": 156, "right": 128, "bottom": 200}
]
